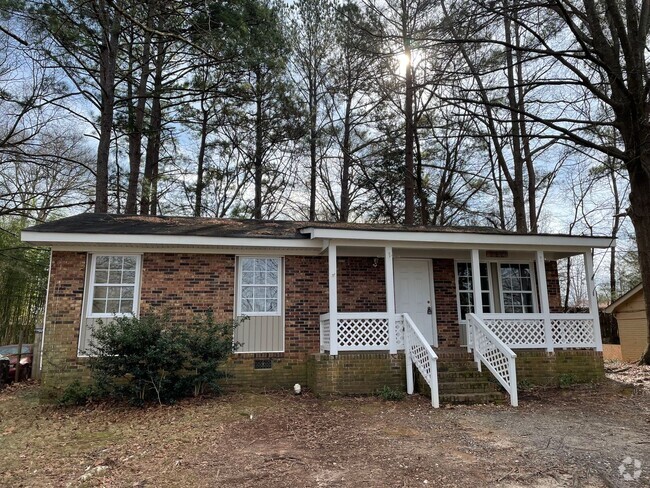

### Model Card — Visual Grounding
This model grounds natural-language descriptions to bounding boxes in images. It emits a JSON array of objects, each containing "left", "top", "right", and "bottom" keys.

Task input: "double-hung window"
[
  {"left": 87, "top": 255, "right": 141, "bottom": 317},
  {"left": 238, "top": 257, "right": 281, "bottom": 315},
  {"left": 499, "top": 263, "right": 535, "bottom": 313},
  {"left": 456, "top": 262, "right": 492, "bottom": 320}
]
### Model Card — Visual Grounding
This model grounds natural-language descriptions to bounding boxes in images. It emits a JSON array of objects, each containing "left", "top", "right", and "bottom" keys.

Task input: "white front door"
[{"left": 394, "top": 259, "right": 437, "bottom": 346}]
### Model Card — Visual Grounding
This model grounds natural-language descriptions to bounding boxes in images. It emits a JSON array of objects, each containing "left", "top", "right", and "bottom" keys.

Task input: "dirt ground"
[{"left": 1, "top": 364, "right": 649, "bottom": 488}]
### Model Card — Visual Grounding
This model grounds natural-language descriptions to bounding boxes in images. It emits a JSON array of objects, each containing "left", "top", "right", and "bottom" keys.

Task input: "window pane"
[
  {"left": 95, "top": 256, "right": 110, "bottom": 269},
  {"left": 242, "top": 286, "right": 254, "bottom": 299},
  {"left": 109, "top": 256, "right": 123, "bottom": 269},
  {"left": 267, "top": 259, "right": 278, "bottom": 273},
  {"left": 266, "top": 270, "right": 278, "bottom": 284},
  {"left": 107, "top": 286, "right": 120, "bottom": 299},
  {"left": 119, "top": 300, "right": 134, "bottom": 313},
  {"left": 92, "top": 299, "right": 106, "bottom": 314},
  {"left": 243, "top": 258, "right": 254, "bottom": 272},
  {"left": 123, "top": 271, "right": 136, "bottom": 284},
  {"left": 108, "top": 270, "right": 122, "bottom": 284},
  {"left": 480, "top": 277, "right": 490, "bottom": 290},
  {"left": 94, "top": 270, "right": 108, "bottom": 284},
  {"left": 267, "top": 299, "right": 278, "bottom": 312},
  {"left": 123, "top": 257, "right": 137, "bottom": 270},
  {"left": 241, "top": 298, "right": 253, "bottom": 312},
  {"left": 106, "top": 300, "right": 120, "bottom": 314},
  {"left": 94, "top": 286, "right": 107, "bottom": 299},
  {"left": 121, "top": 287, "right": 134, "bottom": 299},
  {"left": 268, "top": 286, "right": 278, "bottom": 299},
  {"left": 241, "top": 272, "right": 254, "bottom": 285}
]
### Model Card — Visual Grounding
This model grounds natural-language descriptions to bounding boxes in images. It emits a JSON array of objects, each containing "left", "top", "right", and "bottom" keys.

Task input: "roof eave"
[{"left": 300, "top": 227, "right": 614, "bottom": 249}]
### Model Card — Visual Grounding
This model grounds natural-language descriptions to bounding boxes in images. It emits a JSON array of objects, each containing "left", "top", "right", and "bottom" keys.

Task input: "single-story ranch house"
[{"left": 22, "top": 214, "right": 611, "bottom": 406}]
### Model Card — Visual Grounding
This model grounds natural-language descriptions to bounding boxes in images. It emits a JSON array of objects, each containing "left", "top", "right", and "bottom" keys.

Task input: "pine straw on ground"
[{"left": 0, "top": 378, "right": 648, "bottom": 488}]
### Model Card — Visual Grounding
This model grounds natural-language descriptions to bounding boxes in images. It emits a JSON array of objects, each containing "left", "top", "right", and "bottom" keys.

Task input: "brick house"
[{"left": 22, "top": 214, "right": 611, "bottom": 406}]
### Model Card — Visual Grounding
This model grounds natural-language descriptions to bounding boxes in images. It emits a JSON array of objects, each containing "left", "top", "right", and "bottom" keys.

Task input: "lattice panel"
[
  {"left": 551, "top": 319, "right": 595, "bottom": 346},
  {"left": 474, "top": 326, "right": 512, "bottom": 385},
  {"left": 320, "top": 318, "right": 330, "bottom": 352},
  {"left": 404, "top": 324, "right": 434, "bottom": 388},
  {"left": 337, "top": 318, "right": 390, "bottom": 349},
  {"left": 394, "top": 317, "right": 405, "bottom": 350},
  {"left": 484, "top": 318, "right": 546, "bottom": 347}
]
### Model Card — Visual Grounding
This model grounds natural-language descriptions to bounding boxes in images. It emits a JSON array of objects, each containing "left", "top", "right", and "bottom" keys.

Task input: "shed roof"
[{"left": 605, "top": 283, "right": 643, "bottom": 314}]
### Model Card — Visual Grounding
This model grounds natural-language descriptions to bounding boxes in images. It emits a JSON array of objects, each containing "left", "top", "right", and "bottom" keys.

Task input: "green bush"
[
  {"left": 86, "top": 312, "right": 239, "bottom": 405},
  {"left": 559, "top": 373, "right": 578, "bottom": 388},
  {"left": 59, "top": 380, "right": 96, "bottom": 406},
  {"left": 375, "top": 385, "right": 405, "bottom": 401}
]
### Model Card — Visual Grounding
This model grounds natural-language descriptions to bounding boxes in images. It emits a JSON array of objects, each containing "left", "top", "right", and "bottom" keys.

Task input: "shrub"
[
  {"left": 376, "top": 385, "right": 405, "bottom": 401},
  {"left": 59, "top": 380, "right": 96, "bottom": 406},
  {"left": 559, "top": 373, "right": 578, "bottom": 388},
  {"left": 86, "top": 312, "right": 239, "bottom": 405}
]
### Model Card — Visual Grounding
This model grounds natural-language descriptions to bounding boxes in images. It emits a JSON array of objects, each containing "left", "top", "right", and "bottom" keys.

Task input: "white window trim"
[
  {"left": 454, "top": 260, "right": 495, "bottom": 321},
  {"left": 496, "top": 261, "right": 539, "bottom": 314},
  {"left": 236, "top": 256, "right": 283, "bottom": 317},
  {"left": 85, "top": 253, "right": 143, "bottom": 319}
]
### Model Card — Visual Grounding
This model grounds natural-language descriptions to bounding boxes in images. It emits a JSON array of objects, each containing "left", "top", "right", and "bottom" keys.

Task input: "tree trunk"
[
  {"left": 309, "top": 73, "right": 317, "bottom": 221},
  {"left": 402, "top": 18, "right": 415, "bottom": 226},
  {"left": 126, "top": 10, "right": 153, "bottom": 214},
  {"left": 627, "top": 154, "right": 650, "bottom": 364},
  {"left": 194, "top": 101, "right": 209, "bottom": 217},
  {"left": 253, "top": 69, "right": 264, "bottom": 220},
  {"left": 140, "top": 39, "right": 164, "bottom": 215},
  {"left": 503, "top": 0, "right": 527, "bottom": 233},
  {"left": 95, "top": 1, "right": 121, "bottom": 213},
  {"left": 340, "top": 95, "right": 352, "bottom": 223},
  {"left": 610, "top": 169, "right": 621, "bottom": 299}
]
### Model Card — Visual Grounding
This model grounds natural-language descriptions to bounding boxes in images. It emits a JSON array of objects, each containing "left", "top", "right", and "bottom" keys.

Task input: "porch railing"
[
  {"left": 403, "top": 313, "right": 439, "bottom": 408},
  {"left": 319, "top": 312, "right": 404, "bottom": 353},
  {"left": 467, "top": 313, "right": 518, "bottom": 407},
  {"left": 480, "top": 313, "right": 598, "bottom": 350}
]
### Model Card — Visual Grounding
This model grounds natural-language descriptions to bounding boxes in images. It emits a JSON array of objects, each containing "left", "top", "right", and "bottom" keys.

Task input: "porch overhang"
[{"left": 300, "top": 227, "right": 613, "bottom": 258}]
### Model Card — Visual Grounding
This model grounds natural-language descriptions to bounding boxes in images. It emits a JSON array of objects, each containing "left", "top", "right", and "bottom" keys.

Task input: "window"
[
  {"left": 87, "top": 255, "right": 141, "bottom": 317},
  {"left": 500, "top": 263, "right": 535, "bottom": 313},
  {"left": 456, "top": 262, "right": 492, "bottom": 320},
  {"left": 238, "top": 257, "right": 281, "bottom": 315}
]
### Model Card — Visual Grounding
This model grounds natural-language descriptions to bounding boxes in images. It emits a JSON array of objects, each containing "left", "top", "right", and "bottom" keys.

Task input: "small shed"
[{"left": 605, "top": 284, "right": 648, "bottom": 362}]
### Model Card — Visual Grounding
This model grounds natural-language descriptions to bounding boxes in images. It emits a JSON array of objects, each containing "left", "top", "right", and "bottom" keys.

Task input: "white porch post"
[
  {"left": 385, "top": 246, "right": 397, "bottom": 354},
  {"left": 536, "top": 251, "right": 554, "bottom": 352},
  {"left": 584, "top": 251, "right": 603, "bottom": 351},
  {"left": 329, "top": 242, "right": 338, "bottom": 355},
  {"left": 470, "top": 250, "right": 482, "bottom": 354}
]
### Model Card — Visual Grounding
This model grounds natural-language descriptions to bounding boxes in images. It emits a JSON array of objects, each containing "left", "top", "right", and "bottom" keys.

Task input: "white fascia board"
[
  {"left": 21, "top": 231, "right": 323, "bottom": 250},
  {"left": 301, "top": 227, "right": 613, "bottom": 249}
]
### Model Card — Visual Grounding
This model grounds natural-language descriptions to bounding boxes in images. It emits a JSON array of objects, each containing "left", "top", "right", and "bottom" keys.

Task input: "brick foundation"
[
  {"left": 307, "top": 352, "right": 406, "bottom": 395},
  {"left": 515, "top": 349, "right": 604, "bottom": 386}
]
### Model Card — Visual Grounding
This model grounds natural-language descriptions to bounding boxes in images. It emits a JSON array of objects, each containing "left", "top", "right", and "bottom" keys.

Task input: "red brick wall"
[
  {"left": 40, "top": 251, "right": 89, "bottom": 399},
  {"left": 546, "top": 260, "right": 562, "bottom": 312},
  {"left": 337, "top": 257, "right": 386, "bottom": 312},
  {"left": 431, "top": 259, "right": 461, "bottom": 347},
  {"left": 140, "top": 253, "right": 235, "bottom": 322},
  {"left": 284, "top": 255, "right": 328, "bottom": 356}
]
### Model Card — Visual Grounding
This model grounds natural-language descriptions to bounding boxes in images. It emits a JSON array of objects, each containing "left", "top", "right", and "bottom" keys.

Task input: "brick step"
[
  {"left": 438, "top": 381, "right": 500, "bottom": 394},
  {"left": 439, "top": 392, "right": 506, "bottom": 405},
  {"left": 437, "top": 362, "right": 481, "bottom": 372},
  {"left": 437, "top": 370, "right": 490, "bottom": 380}
]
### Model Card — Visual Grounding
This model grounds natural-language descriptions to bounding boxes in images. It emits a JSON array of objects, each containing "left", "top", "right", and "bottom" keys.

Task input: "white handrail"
[
  {"left": 402, "top": 313, "right": 439, "bottom": 408},
  {"left": 467, "top": 313, "right": 518, "bottom": 407}
]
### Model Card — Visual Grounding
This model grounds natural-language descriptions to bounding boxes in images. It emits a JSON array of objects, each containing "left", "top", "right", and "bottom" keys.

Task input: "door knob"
[{"left": 427, "top": 306, "right": 432, "bottom": 315}]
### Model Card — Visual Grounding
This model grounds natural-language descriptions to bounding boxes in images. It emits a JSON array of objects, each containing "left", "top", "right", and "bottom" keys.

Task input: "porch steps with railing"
[{"left": 419, "top": 349, "right": 507, "bottom": 405}]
